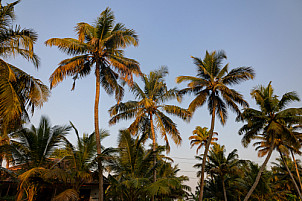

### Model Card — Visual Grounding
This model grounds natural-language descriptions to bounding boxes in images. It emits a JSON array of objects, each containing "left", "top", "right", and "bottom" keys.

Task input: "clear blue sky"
[{"left": 10, "top": 0, "right": 302, "bottom": 188}]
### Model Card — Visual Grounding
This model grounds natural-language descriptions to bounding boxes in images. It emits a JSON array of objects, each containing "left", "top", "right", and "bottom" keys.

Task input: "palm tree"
[
  {"left": 107, "top": 129, "right": 154, "bottom": 201},
  {"left": 0, "top": 1, "right": 49, "bottom": 169},
  {"left": 272, "top": 156, "right": 302, "bottom": 199},
  {"left": 51, "top": 123, "right": 116, "bottom": 200},
  {"left": 9, "top": 116, "right": 71, "bottom": 201},
  {"left": 176, "top": 50, "right": 254, "bottom": 200},
  {"left": 287, "top": 124, "right": 302, "bottom": 192},
  {"left": 107, "top": 130, "right": 189, "bottom": 201},
  {"left": 9, "top": 116, "right": 71, "bottom": 168},
  {"left": 236, "top": 161, "right": 276, "bottom": 201},
  {"left": 206, "top": 144, "right": 240, "bottom": 201},
  {"left": 194, "top": 144, "right": 240, "bottom": 201},
  {"left": 253, "top": 133, "right": 302, "bottom": 198},
  {"left": 45, "top": 7, "right": 141, "bottom": 200},
  {"left": 238, "top": 82, "right": 302, "bottom": 201},
  {"left": 109, "top": 67, "right": 191, "bottom": 188},
  {"left": 189, "top": 126, "right": 218, "bottom": 154},
  {"left": 0, "top": 0, "right": 49, "bottom": 130}
]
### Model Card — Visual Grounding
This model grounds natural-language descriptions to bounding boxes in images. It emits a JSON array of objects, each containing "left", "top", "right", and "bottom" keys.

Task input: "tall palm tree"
[
  {"left": 238, "top": 82, "right": 302, "bottom": 201},
  {"left": 176, "top": 50, "right": 254, "bottom": 200},
  {"left": 0, "top": 0, "right": 49, "bottom": 130},
  {"left": 189, "top": 126, "right": 218, "bottom": 154},
  {"left": 45, "top": 7, "right": 141, "bottom": 200},
  {"left": 109, "top": 67, "right": 191, "bottom": 187}
]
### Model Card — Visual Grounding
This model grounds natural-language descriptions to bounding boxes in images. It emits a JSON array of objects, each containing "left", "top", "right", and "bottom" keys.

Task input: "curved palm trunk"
[
  {"left": 94, "top": 64, "right": 104, "bottom": 201},
  {"left": 291, "top": 150, "right": 302, "bottom": 192},
  {"left": 150, "top": 113, "right": 156, "bottom": 201},
  {"left": 222, "top": 176, "right": 227, "bottom": 201},
  {"left": 243, "top": 141, "right": 275, "bottom": 201},
  {"left": 198, "top": 106, "right": 216, "bottom": 201},
  {"left": 279, "top": 150, "right": 302, "bottom": 199}
]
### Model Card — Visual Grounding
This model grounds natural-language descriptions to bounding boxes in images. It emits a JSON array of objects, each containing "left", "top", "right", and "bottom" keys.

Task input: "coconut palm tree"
[
  {"left": 0, "top": 0, "right": 49, "bottom": 130},
  {"left": 106, "top": 129, "right": 154, "bottom": 200},
  {"left": 107, "top": 129, "right": 189, "bottom": 201},
  {"left": 109, "top": 67, "right": 191, "bottom": 187},
  {"left": 253, "top": 133, "right": 302, "bottom": 199},
  {"left": 189, "top": 126, "right": 218, "bottom": 154},
  {"left": 9, "top": 116, "right": 71, "bottom": 201},
  {"left": 176, "top": 50, "right": 254, "bottom": 200},
  {"left": 238, "top": 82, "right": 302, "bottom": 201},
  {"left": 45, "top": 7, "right": 141, "bottom": 200},
  {"left": 235, "top": 161, "right": 276, "bottom": 201},
  {"left": 206, "top": 144, "right": 240, "bottom": 201},
  {"left": 272, "top": 156, "right": 302, "bottom": 199},
  {"left": 0, "top": 1, "right": 49, "bottom": 169},
  {"left": 51, "top": 123, "right": 116, "bottom": 200},
  {"left": 194, "top": 144, "right": 240, "bottom": 201},
  {"left": 9, "top": 116, "right": 71, "bottom": 168}
]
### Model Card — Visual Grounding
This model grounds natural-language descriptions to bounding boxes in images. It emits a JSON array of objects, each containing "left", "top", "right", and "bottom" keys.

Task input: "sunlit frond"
[{"left": 52, "top": 189, "right": 79, "bottom": 201}]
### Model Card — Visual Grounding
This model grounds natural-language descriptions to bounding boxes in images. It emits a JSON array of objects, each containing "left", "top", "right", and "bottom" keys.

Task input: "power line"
[
  {"left": 187, "top": 177, "right": 199, "bottom": 179},
  {"left": 171, "top": 156, "right": 267, "bottom": 163},
  {"left": 170, "top": 156, "right": 196, "bottom": 160},
  {"left": 178, "top": 170, "right": 197, "bottom": 173}
]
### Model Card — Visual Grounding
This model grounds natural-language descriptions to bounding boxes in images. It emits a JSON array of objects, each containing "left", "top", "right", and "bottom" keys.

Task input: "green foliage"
[
  {"left": 238, "top": 82, "right": 302, "bottom": 200},
  {"left": 106, "top": 130, "right": 189, "bottom": 200},
  {"left": 109, "top": 67, "right": 191, "bottom": 151},
  {"left": 177, "top": 50, "right": 254, "bottom": 200},
  {"left": 189, "top": 126, "right": 218, "bottom": 154},
  {"left": 45, "top": 7, "right": 140, "bottom": 99},
  {"left": 0, "top": 1, "right": 49, "bottom": 129},
  {"left": 9, "top": 116, "right": 71, "bottom": 168},
  {"left": 177, "top": 50, "right": 254, "bottom": 123}
]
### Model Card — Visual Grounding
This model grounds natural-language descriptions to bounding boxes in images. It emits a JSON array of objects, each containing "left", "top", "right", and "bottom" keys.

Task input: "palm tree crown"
[
  {"left": 10, "top": 116, "right": 71, "bottom": 168},
  {"left": 189, "top": 126, "right": 218, "bottom": 154},
  {"left": 109, "top": 66, "right": 191, "bottom": 151},
  {"left": 177, "top": 50, "right": 254, "bottom": 123},
  {"left": 45, "top": 7, "right": 140, "bottom": 96}
]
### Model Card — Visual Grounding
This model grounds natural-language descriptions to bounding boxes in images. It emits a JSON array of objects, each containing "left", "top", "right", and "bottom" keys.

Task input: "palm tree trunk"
[
  {"left": 279, "top": 150, "right": 302, "bottom": 199},
  {"left": 94, "top": 63, "right": 104, "bottom": 201},
  {"left": 291, "top": 150, "right": 302, "bottom": 192},
  {"left": 150, "top": 113, "right": 156, "bottom": 201},
  {"left": 243, "top": 141, "right": 275, "bottom": 201},
  {"left": 222, "top": 177, "right": 227, "bottom": 201},
  {"left": 198, "top": 106, "right": 216, "bottom": 201}
]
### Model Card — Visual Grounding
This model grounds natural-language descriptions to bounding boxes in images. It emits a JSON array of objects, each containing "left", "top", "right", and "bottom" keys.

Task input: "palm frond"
[
  {"left": 52, "top": 189, "right": 79, "bottom": 201},
  {"left": 45, "top": 38, "right": 89, "bottom": 56}
]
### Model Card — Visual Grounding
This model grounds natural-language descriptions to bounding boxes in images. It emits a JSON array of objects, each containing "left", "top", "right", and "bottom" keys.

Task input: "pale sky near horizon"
[{"left": 9, "top": 0, "right": 302, "bottom": 189}]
